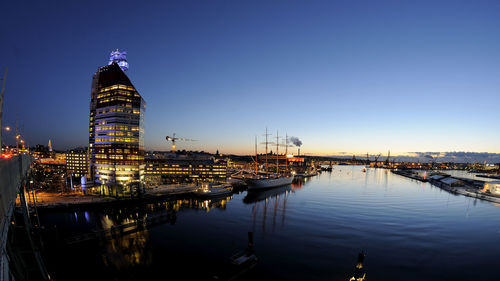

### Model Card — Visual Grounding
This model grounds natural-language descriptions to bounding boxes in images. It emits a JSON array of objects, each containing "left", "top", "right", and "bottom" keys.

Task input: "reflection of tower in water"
[
  {"left": 102, "top": 229, "right": 152, "bottom": 270},
  {"left": 97, "top": 196, "right": 234, "bottom": 270}
]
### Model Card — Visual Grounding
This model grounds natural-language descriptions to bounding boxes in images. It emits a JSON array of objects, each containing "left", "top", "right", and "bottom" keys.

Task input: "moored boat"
[
  {"left": 244, "top": 129, "right": 295, "bottom": 190},
  {"left": 230, "top": 232, "right": 257, "bottom": 266},
  {"left": 227, "top": 174, "right": 247, "bottom": 187},
  {"left": 245, "top": 174, "right": 294, "bottom": 190},
  {"left": 193, "top": 183, "right": 233, "bottom": 197}
]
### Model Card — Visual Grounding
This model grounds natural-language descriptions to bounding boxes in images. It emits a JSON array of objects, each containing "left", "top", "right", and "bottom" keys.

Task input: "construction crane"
[
  {"left": 165, "top": 133, "right": 196, "bottom": 153},
  {"left": 373, "top": 153, "right": 381, "bottom": 167}
]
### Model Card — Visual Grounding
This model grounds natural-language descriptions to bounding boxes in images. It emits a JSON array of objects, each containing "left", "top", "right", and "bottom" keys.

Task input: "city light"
[
  {"left": 2, "top": 2, "right": 500, "bottom": 280},
  {"left": 1, "top": 153, "right": 12, "bottom": 159}
]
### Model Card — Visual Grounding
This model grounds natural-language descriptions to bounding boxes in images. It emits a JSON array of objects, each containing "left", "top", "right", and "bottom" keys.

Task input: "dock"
[
  {"left": 391, "top": 170, "right": 428, "bottom": 182},
  {"left": 28, "top": 184, "right": 202, "bottom": 210},
  {"left": 428, "top": 180, "right": 500, "bottom": 204},
  {"left": 391, "top": 170, "right": 500, "bottom": 204}
]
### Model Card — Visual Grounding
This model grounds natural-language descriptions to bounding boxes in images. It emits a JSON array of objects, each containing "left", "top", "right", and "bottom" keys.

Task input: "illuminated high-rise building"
[
  {"left": 66, "top": 148, "right": 89, "bottom": 178},
  {"left": 88, "top": 50, "right": 146, "bottom": 196}
]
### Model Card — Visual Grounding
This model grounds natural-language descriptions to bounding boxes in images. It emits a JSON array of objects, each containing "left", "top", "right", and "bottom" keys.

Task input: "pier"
[
  {"left": 391, "top": 169, "right": 428, "bottom": 182},
  {"left": 391, "top": 169, "right": 500, "bottom": 204},
  {"left": 29, "top": 184, "right": 201, "bottom": 210}
]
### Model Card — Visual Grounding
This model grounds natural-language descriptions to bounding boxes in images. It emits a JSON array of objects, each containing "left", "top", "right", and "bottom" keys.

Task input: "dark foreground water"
[{"left": 39, "top": 166, "right": 500, "bottom": 281}]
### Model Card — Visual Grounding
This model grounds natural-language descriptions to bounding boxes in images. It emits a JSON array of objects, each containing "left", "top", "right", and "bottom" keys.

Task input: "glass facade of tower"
[{"left": 88, "top": 61, "right": 145, "bottom": 197}]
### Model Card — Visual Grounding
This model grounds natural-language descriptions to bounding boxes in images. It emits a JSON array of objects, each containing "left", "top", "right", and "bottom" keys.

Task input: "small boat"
[
  {"left": 292, "top": 165, "right": 319, "bottom": 178},
  {"left": 227, "top": 174, "right": 247, "bottom": 187},
  {"left": 230, "top": 232, "right": 257, "bottom": 266},
  {"left": 193, "top": 183, "right": 233, "bottom": 197},
  {"left": 212, "top": 232, "right": 257, "bottom": 280}
]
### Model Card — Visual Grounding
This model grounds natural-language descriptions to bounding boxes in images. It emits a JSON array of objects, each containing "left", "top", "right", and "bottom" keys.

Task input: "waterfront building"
[
  {"left": 144, "top": 158, "right": 227, "bottom": 186},
  {"left": 88, "top": 50, "right": 146, "bottom": 197},
  {"left": 440, "top": 177, "right": 464, "bottom": 187},
  {"left": 65, "top": 149, "right": 88, "bottom": 178}
]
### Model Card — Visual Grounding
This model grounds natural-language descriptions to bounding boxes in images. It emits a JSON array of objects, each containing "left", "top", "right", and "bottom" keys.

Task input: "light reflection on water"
[{"left": 40, "top": 166, "right": 500, "bottom": 281}]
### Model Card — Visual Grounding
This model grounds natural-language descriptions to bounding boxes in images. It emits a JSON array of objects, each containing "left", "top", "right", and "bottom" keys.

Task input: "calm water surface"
[{"left": 40, "top": 166, "right": 500, "bottom": 281}]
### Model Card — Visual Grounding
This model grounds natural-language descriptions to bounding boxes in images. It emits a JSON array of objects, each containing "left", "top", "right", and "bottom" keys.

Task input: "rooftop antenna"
[{"left": 108, "top": 49, "right": 129, "bottom": 71}]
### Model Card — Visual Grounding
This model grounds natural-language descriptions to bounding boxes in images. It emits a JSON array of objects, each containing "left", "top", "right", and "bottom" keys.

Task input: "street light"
[{"left": 15, "top": 134, "right": 20, "bottom": 150}]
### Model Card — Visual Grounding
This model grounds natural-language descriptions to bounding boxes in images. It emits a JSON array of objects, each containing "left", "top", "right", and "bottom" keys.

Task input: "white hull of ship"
[{"left": 245, "top": 176, "right": 294, "bottom": 190}]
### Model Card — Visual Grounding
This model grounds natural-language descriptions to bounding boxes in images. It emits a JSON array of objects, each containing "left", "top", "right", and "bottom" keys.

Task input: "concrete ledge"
[{"left": 0, "top": 155, "right": 33, "bottom": 281}]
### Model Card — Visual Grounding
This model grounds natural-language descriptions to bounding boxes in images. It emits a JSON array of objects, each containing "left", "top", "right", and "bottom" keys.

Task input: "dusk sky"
[{"left": 1, "top": 0, "right": 500, "bottom": 156}]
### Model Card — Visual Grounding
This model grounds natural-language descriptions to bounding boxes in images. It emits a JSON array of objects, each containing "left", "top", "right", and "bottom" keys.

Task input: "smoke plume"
[{"left": 290, "top": 136, "right": 302, "bottom": 147}]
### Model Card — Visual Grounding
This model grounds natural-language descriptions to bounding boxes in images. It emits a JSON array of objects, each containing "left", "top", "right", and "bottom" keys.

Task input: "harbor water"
[{"left": 39, "top": 166, "right": 500, "bottom": 281}]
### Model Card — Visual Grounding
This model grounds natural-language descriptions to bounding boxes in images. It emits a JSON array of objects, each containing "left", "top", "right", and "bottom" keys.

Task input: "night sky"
[{"left": 1, "top": 0, "right": 500, "bottom": 156}]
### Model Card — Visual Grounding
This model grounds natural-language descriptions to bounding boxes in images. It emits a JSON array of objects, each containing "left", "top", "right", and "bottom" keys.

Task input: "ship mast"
[
  {"left": 285, "top": 133, "right": 288, "bottom": 173},
  {"left": 254, "top": 135, "right": 258, "bottom": 174},
  {"left": 276, "top": 131, "right": 279, "bottom": 175},
  {"left": 264, "top": 127, "right": 270, "bottom": 172}
]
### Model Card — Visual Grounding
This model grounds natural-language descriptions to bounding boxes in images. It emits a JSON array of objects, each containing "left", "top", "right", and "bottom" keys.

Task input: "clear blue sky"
[{"left": 1, "top": 0, "right": 500, "bottom": 155}]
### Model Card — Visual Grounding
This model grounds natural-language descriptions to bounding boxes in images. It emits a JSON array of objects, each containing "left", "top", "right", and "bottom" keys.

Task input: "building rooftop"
[{"left": 95, "top": 62, "right": 133, "bottom": 88}]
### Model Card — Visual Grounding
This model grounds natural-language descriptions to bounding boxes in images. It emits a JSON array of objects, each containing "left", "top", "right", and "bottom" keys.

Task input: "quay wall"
[
  {"left": 0, "top": 155, "right": 32, "bottom": 281},
  {"left": 391, "top": 169, "right": 500, "bottom": 204}
]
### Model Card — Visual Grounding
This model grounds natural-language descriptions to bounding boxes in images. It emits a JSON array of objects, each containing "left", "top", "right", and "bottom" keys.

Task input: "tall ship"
[
  {"left": 244, "top": 129, "right": 294, "bottom": 190},
  {"left": 245, "top": 175, "right": 294, "bottom": 189}
]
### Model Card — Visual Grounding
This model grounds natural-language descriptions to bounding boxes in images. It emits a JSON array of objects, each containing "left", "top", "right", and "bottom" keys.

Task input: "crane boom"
[{"left": 165, "top": 133, "right": 196, "bottom": 153}]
